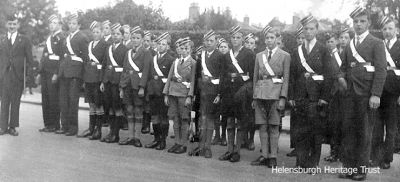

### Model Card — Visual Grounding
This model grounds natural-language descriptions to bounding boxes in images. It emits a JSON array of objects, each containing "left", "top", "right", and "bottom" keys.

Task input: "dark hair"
[
  {"left": 132, "top": 30, "right": 144, "bottom": 37},
  {"left": 6, "top": 14, "right": 18, "bottom": 22}
]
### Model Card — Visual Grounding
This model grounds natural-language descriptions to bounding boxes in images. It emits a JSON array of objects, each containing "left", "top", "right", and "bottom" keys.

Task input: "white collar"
[
  {"left": 181, "top": 55, "right": 191, "bottom": 62},
  {"left": 385, "top": 36, "right": 397, "bottom": 50},
  {"left": 158, "top": 51, "right": 166, "bottom": 58},
  {"left": 69, "top": 29, "right": 79, "bottom": 39},
  {"left": 266, "top": 46, "right": 278, "bottom": 56},
  {"left": 207, "top": 49, "right": 215, "bottom": 55},
  {"left": 305, "top": 37, "right": 317, "bottom": 51},
  {"left": 331, "top": 48, "right": 338, "bottom": 53},
  {"left": 7, "top": 31, "right": 17, "bottom": 44},
  {"left": 355, "top": 30, "right": 369, "bottom": 44},
  {"left": 52, "top": 30, "right": 62, "bottom": 37},
  {"left": 104, "top": 34, "right": 111, "bottom": 41}
]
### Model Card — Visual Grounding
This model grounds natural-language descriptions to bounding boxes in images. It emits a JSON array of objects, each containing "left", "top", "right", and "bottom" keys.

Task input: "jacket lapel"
[
  {"left": 356, "top": 34, "right": 372, "bottom": 53},
  {"left": 269, "top": 48, "right": 282, "bottom": 65},
  {"left": 11, "top": 33, "right": 20, "bottom": 51}
]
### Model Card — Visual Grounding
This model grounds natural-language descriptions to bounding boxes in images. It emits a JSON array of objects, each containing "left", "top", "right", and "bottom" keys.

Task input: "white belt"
[
  {"left": 182, "top": 82, "right": 190, "bottom": 88},
  {"left": 70, "top": 55, "right": 83, "bottom": 62},
  {"left": 48, "top": 54, "right": 60, "bottom": 61}
]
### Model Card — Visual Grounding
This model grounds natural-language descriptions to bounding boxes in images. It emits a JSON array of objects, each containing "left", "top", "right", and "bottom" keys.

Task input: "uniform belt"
[
  {"left": 48, "top": 54, "right": 60, "bottom": 61},
  {"left": 153, "top": 75, "right": 167, "bottom": 83},
  {"left": 171, "top": 77, "right": 186, "bottom": 83},
  {"left": 259, "top": 75, "right": 281, "bottom": 80}
]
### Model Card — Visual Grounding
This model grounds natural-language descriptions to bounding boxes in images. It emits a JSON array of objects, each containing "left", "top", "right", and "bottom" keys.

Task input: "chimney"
[{"left": 243, "top": 15, "right": 249, "bottom": 26}]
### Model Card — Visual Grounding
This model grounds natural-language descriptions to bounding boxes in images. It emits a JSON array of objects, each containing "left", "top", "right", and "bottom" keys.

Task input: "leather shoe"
[
  {"left": 352, "top": 174, "right": 366, "bottom": 181},
  {"left": 204, "top": 148, "right": 212, "bottom": 158},
  {"left": 38, "top": 127, "right": 55, "bottom": 132},
  {"left": 188, "top": 147, "right": 201, "bottom": 156},
  {"left": 105, "top": 135, "right": 119, "bottom": 143},
  {"left": 132, "top": 138, "right": 142, "bottom": 147},
  {"left": 286, "top": 149, "right": 296, "bottom": 157},
  {"left": 268, "top": 158, "right": 277, "bottom": 168},
  {"left": 0, "top": 128, "right": 7, "bottom": 135},
  {"left": 219, "top": 151, "right": 233, "bottom": 161},
  {"left": 247, "top": 141, "right": 255, "bottom": 151},
  {"left": 65, "top": 132, "right": 77, "bottom": 136},
  {"left": 381, "top": 162, "right": 390, "bottom": 169},
  {"left": 119, "top": 138, "right": 135, "bottom": 145},
  {"left": 145, "top": 140, "right": 160, "bottom": 149},
  {"left": 174, "top": 145, "right": 187, "bottom": 154},
  {"left": 100, "top": 133, "right": 111, "bottom": 142},
  {"left": 77, "top": 129, "right": 92, "bottom": 138},
  {"left": 141, "top": 126, "right": 150, "bottom": 134},
  {"left": 155, "top": 140, "right": 166, "bottom": 150},
  {"left": 55, "top": 129, "right": 67, "bottom": 134},
  {"left": 250, "top": 156, "right": 268, "bottom": 166},
  {"left": 229, "top": 152, "right": 240, "bottom": 162},
  {"left": 8, "top": 128, "right": 18, "bottom": 136},
  {"left": 168, "top": 143, "right": 180, "bottom": 153}
]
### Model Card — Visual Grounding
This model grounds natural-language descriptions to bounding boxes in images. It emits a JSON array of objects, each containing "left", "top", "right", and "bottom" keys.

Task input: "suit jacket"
[
  {"left": 102, "top": 43, "right": 128, "bottom": 84},
  {"left": 383, "top": 39, "right": 400, "bottom": 95},
  {"left": 289, "top": 41, "right": 333, "bottom": 102},
  {"left": 0, "top": 32, "right": 33, "bottom": 82},
  {"left": 58, "top": 31, "right": 89, "bottom": 79},
  {"left": 253, "top": 48, "right": 291, "bottom": 100},
  {"left": 147, "top": 52, "right": 175, "bottom": 96},
  {"left": 163, "top": 56, "right": 197, "bottom": 97},
  {"left": 197, "top": 50, "right": 224, "bottom": 96},
  {"left": 84, "top": 39, "right": 108, "bottom": 83},
  {"left": 39, "top": 31, "right": 65, "bottom": 75},
  {"left": 220, "top": 47, "right": 255, "bottom": 97},
  {"left": 330, "top": 48, "right": 345, "bottom": 96},
  {"left": 338, "top": 33, "right": 387, "bottom": 97},
  {"left": 120, "top": 46, "right": 152, "bottom": 89}
]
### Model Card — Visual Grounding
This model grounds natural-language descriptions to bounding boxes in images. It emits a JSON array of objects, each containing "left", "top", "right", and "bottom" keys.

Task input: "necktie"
[
  {"left": 386, "top": 39, "right": 391, "bottom": 50},
  {"left": 8, "top": 33, "right": 13, "bottom": 45},
  {"left": 180, "top": 58, "right": 184, "bottom": 65},
  {"left": 268, "top": 50, "right": 272, "bottom": 62},
  {"left": 356, "top": 36, "right": 361, "bottom": 48}
]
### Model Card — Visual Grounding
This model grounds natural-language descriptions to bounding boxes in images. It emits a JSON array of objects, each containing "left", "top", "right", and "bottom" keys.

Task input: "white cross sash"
[
  {"left": 128, "top": 49, "right": 142, "bottom": 77},
  {"left": 384, "top": 41, "right": 400, "bottom": 76},
  {"left": 298, "top": 45, "right": 324, "bottom": 80},
  {"left": 108, "top": 46, "right": 123, "bottom": 72},
  {"left": 153, "top": 55, "right": 164, "bottom": 77},
  {"left": 350, "top": 39, "right": 375, "bottom": 72},
  {"left": 333, "top": 49, "right": 342, "bottom": 67}
]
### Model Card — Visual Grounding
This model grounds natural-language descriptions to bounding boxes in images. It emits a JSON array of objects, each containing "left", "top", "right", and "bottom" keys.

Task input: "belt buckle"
[
  {"left": 108, "top": 65, "right": 113, "bottom": 69},
  {"left": 91, "top": 62, "right": 96, "bottom": 66},
  {"left": 203, "top": 75, "right": 210, "bottom": 82},
  {"left": 44, "top": 52, "right": 48, "bottom": 57},
  {"left": 177, "top": 78, "right": 182, "bottom": 82},
  {"left": 263, "top": 75, "right": 269, "bottom": 80},
  {"left": 350, "top": 62, "right": 356, "bottom": 68},
  {"left": 304, "top": 72, "right": 311, "bottom": 78},
  {"left": 154, "top": 75, "right": 159, "bottom": 80},
  {"left": 129, "top": 70, "right": 134, "bottom": 74}
]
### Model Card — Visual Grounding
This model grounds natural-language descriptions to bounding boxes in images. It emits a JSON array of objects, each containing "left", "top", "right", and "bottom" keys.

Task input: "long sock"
[
  {"left": 134, "top": 118, "right": 142, "bottom": 138},
  {"left": 235, "top": 129, "right": 245, "bottom": 154},
  {"left": 227, "top": 128, "right": 235, "bottom": 152},
  {"left": 199, "top": 129, "right": 206, "bottom": 149},
  {"left": 115, "top": 116, "right": 123, "bottom": 138},
  {"left": 173, "top": 119, "right": 180, "bottom": 144},
  {"left": 127, "top": 117, "right": 135, "bottom": 138},
  {"left": 205, "top": 129, "right": 214, "bottom": 149},
  {"left": 259, "top": 125, "right": 269, "bottom": 158},
  {"left": 214, "top": 122, "right": 221, "bottom": 139},
  {"left": 249, "top": 125, "right": 255, "bottom": 142},
  {"left": 221, "top": 116, "right": 227, "bottom": 139},
  {"left": 181, "top": 120, "right": 189, "bottom": 146}
]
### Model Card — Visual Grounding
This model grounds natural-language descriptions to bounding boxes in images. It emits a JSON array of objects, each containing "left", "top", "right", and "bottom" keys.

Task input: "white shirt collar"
[
  {"left": 266, "top": 46, "right": 278, "bottom": 56},
  {"left": 356, "top": 30, "right": 369, "bottom": 44},
  {"left": 385, "top": 36, "right": 397, "bottom": 50},
  {"left": 182, "top": 55, "right": 191, "bottom": 62},
  {"left": 70, "top": 29, "right": 79, "bottom": 39},
  {"left": 52, "top": 30, "right": 62, "bottom": 37},
  {"left": 158, "top": 52, "right": 166, "bottom": 58},
  {"left": 305, "top": 37, "right": 317, "bottom": 52},
  {"left": 113, "top": 42, "right": 121, "bottom": 49},
  {"left": 332, "top": 47, "right": 338, "bottom": 54},
  {"left": 104, "top": 34, "right": 111, "bottom": 41},
  {"left": 8, "top": 31, "right": 17, "bottom": 44},
  {"left": 207, "top": 49, "right": 215, "bottom": 55}
]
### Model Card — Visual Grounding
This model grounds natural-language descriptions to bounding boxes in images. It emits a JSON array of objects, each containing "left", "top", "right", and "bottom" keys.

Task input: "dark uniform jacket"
[
  {"left": 289, "top": 40, "right": 333, "bottom": 102},
  {"left": 163, "top": 56, "right": 197, "bottom": 97},
  {"left": 102, "top": 43, "right": 128, "bottom": 84},
  {"left": 330, "top": 48, "right": 346, "bottom": 96},
  {"left": 39, "top": 31, "right": 65, "bottom": 75},
  {"left": 197, "top": 50, "right": 224, "bottom": 96},
  {"left": 0, "top": 32, "right": 33, "bottom": 82},
  {"left": 84, "top": 39, "right": 108, "bottom": 83},
  {"left": 147, "top": 51, "right": 175, "bottom": 96},
  {"left": 338, "top": 34, "right": 387, "bottom": 97},
  {"left": 119, "top": 46, "right": 151, "bottom": 89},
  {"left": 58, "top": 31, "right": 89, "bottom": 79},
  {"left": 383, "top": 39, "right": 400, "bottom": 95}
]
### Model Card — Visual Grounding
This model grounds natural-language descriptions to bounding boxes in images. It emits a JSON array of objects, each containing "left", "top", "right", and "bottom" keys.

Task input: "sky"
[{"left": 56, "top": 0, "right": 361, "bottom": 26}]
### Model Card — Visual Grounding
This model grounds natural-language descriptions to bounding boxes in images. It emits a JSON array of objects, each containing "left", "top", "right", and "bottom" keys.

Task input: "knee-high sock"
[
  {"left": 235, "top": 129, "right": 245, "bottom": 154},
  {"left": 269, "top": 125, "right": 280, "bottom": 158},
  {"left": 214, "top": 122, "right": 221, "bottom": 139},
  {"left": 127, "top": 117, "right": 135, "bottom": 138},
  {"left": 134, "top": 118, "right": 142, "bottom": 138},
  {"left": 181, "top": 119, "right": 189, "bottom": 146},
  {"left": 199, "top": 129, "right": 206, "bottom": 149},
  {"left": 260, "top": 125, "right": 269, "bottom": 158},
  {"left": 205, "top": 129, "right": 214, "bottom": 149},
  {"left": 221, "top": 116, "right": 227, "bottom": 138},
  {"left": 227, "top": 128, "right": 235, "bottom": 152},
  {"left": 173, "top": 118, "right": 181, "bottom": 144}
]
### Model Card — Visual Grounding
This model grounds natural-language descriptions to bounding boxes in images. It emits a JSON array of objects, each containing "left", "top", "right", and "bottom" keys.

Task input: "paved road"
[{"left": 0, "top": 103, "right": 399, "bottom": 182}]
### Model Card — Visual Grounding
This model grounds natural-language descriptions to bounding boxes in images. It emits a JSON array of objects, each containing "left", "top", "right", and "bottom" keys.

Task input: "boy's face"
[
  {"left": 157, "top": 39, "right": 169, "bottom": 53},
  {"left": 6, "top": 19, "right": 19, "bottom": 33},
  {"left": 218, "top": 42, "right": 229, "bottom": 54},
  {"left": 92, "top": 27, "right": 102, "bottom": 41},
  {"left": 326, "top": 37, "right": 337, "bottom": 51},
  {"left": 244, "top": 38, "right": 256, "bottom": 50},
  {"left": 339, "top": 33, "right": 350, "bottom": 47},
  {"left": 123, "top": 28, "right": 130, "bottom": 40},
  {"left": 143, "top": 35, "right": 151, "bottom": 48},
  {"left": 180, "top": 43, "right": 191, "bottom": 57},
  {"left": 382, "top": 21, "right": 397, "bottom": 40},
  {"left": 204, "top": 35, "right": 217, "bottom": 51},
  {"left": 103, "top": 25, "right": 111, "bottom": 36},
  {"left": 231, "top": 32, "right": 243, "bottom": 47},
  {"left": 353, "top": 15, "right": 369, "bottom": 35},
  {"left": 296, "top": 34, "right": 305, "bottom": 45},
  {"left": 304, "top": 22, "right": 318, "bottom": 41},
  {"left": 68, "top": 19, "right": 80, "bottom": 33},
  {"left": 49, "top": 19, "right": 60, "bottom": 32},
  {"left": 264, "top": 33, "right": 277, "bottom": 50},
  {"left": 175, "top": 44, "right": 182, "bottom": 55},
  {"left": 131, "top": 33, "right": 143, "bottom": 47},
  {"left": 112, "top": 29, "right": 123, "bottom": 44}
]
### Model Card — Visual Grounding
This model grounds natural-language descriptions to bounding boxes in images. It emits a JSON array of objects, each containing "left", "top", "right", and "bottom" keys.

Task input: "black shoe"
[
  {"left": 100, "top": 133, "right": 112, "bottom": 142},
  {"left": 119, "top": 138, "right": 136, "bottom": 145},
  {"left": 268, "top": 158, "right": 277, "bottom": 168},
  {"left": 145, "top": 140, "right": 160, "bottom": 149},
  {"left": 170, "top": 135, "right": 175, "bottom": 139},
  {"left": 155, "top": 140, "right": 166, "bottom": 150},
  {"left": 38, "top": 127, "right": 55, "bottom": 132},
  {"left": 105, "top": 135, "right": 119, "bottom": 143},
  {"left": 229, "top": 152, "right": 240, "bottom": 162},
  {"left": 55, "top": 129, "right": 67, "bottom": 134},
  {"left": 286, "top": 149, "right": 296, "bottom": 157},
  {"left": 204, "top": 148, "right": 212, "bottom": 158},
  {"left": 8, "top": 128, "right": 18, "bottom": 136},
  {"left": 174, "top": 145, "right": 187, "bottom": 154},
  {"left": 168, "top": 143, "right": 180, "bottom": 153},
  {"left": 132, "top": 138, "right": 142, "bottom": 147},
  {"left": 219, "top": 151, "right": 233, "bottom": 161},
  {"left": 381, "top": 162, "right": 390, "bottom": 169},
  {"left": 248, "top": 141, "right": 255, "bottom": 151},
  {"left": 77, "top": 129, "right": 92, "bottom": 138},
  {"left": 0, "top": 128, "right": 7, "bottom": 135},
  {"left": 188, "top": 147, "right": 202, "bottom": 156},
  {"left": 250, "top": 156, "right": 268, "bottom": 166},
  {"left": 352, "top": 174, "right": 366, "bottom": 181},
  {"left": 65, "top": 132, "right": 77, "bottom": 136},
  {"left": 394, "top": 148, "right": 400, "bottom": 154},
  {"left": 369, "top": 161, "right": 379, "bottom": 167}
]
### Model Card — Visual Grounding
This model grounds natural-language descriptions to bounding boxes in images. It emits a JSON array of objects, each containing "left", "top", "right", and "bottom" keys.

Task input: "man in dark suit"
[
  {"left": 337, "top": 7, "right": 387, "bottom": 181},
  {"left": 38, "top": 14, "right": 64, "bottom": 133},
  {"left": 144, "top": 32, "right": 175, "bottom": 150},
  {"left": 57, "top": 13, "right": 89, "bottom": 136},
  {"left": 0, "top": 14, "right": 33, "bottom": 136},
  {"left": 370, "top": 16, "right": 400, "bottom": 170},
  {"left": 189, "top": 30, "right": 223, "bottom": 158},
  {"left": 288, "top": 14, "right": 332, "bottom": 169},
  {"left": 118, "top": 26, "right": 151, "bottom": 147}
]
